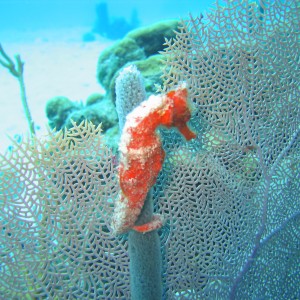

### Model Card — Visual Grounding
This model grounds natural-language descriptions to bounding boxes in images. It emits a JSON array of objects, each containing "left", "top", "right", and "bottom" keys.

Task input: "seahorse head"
[{"left": 166, "top": 83, "right": 196, "bottom": 141}]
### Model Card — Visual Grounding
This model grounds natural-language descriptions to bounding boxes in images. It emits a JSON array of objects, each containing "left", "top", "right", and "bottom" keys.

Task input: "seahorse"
[{"left": 111, "top": 84, "right": 196, "bottom": 234}]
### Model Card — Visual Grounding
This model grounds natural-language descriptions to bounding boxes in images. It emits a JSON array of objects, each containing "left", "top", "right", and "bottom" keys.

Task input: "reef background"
[
  {"left": 0, "top": 0, "right": 213, "bottom": 153},
  {"left": 0, "top": 27, "right": 112, "bottom": 152}
]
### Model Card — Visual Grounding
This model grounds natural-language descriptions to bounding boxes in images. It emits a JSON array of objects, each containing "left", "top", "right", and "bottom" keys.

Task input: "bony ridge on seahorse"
[{"left": 111, "top": 83, "right": 196, "bottom": 234}]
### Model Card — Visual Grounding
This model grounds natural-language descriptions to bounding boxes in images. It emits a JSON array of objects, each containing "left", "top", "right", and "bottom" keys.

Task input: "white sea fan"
[
  {"left": 0, "top": 121, "right": 130, "bottom": 299},
  {"left": 158, "top": 0, "right": 300, "bottom": 298}
]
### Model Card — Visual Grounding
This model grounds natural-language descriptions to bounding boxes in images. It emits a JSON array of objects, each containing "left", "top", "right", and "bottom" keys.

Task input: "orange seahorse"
[{"left": 111, "top": 84, "right": 196, "bottom": 234}]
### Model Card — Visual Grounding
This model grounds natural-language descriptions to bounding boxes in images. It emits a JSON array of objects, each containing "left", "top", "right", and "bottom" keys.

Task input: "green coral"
[
  {"left": 97, "top": 37, "right": 145, "bottom": 91},
  {"left": 85, "top": 93, "right": 105, "bottom": 106},
  {"left": 96, "top": 19, "right": 179, "bottom": 96},
  {"left": 45, "top": 96, "right": 79, "bottom": 130},
  {"left": 126, "top": 19, "right": 179, "bottom": 56},
  {"left": 65, "top": 98, "right": 118, "bottom": 132}
]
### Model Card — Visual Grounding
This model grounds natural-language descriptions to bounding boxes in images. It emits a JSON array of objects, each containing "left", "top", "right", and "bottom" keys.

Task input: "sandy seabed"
[{"left": 0, "top": 27, "right": 113, "bottom": 153}]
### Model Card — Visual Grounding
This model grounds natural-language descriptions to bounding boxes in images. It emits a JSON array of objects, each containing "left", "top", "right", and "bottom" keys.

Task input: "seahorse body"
[{"left": 111, "top": 84, "right": 196, "bottom": 234}]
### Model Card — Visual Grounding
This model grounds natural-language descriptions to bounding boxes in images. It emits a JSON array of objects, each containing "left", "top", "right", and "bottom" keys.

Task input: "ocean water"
[
  {"left": 0, "top": 0, "right": 214, "bottom": 32},
  {"left": 0, "top": 0, "right": 214, "bottom": 153},
  {"left": 0, "top": 1, "right": 299, "bottom": 299}
]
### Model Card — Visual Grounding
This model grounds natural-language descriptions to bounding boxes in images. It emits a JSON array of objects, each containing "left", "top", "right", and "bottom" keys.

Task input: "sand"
[{"left": 0, "top": 27, "right": 113, "bottom": 153}]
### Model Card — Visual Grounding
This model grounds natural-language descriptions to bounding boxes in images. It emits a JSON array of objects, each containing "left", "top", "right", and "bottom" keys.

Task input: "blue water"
[{"left": 0, "top": 0, "right": 214, "bottom": 33}]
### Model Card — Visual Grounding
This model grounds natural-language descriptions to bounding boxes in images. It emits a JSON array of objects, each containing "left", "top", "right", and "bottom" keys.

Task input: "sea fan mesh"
[
  {"left": 158, "top": 0, "right": 299, "bottom": 298},
  {"left": 0, "top": 0, "right": 299, "bottom": 299},
  {"left": 0, "top": 121, "right": 130, "bottom": 299}
]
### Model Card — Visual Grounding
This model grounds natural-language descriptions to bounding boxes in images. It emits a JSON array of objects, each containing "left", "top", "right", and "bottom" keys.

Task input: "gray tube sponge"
[
  {"left": 115, "top": 65, "right": 162, "bottom": 299},
  {"left": 115, "top": 64, "right": 146, "bottom": 130}
]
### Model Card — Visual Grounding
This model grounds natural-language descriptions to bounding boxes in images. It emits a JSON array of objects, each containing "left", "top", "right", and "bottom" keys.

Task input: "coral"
[
  {"left": 129, "top": 54, "right": 164, "bottom": 95},
  {"left": 111, "top": 84, "right": 196, "bottom": 235},
  {"left": 97, "top": 37, "right": 145, "bottom": 92},
  {"left": 45, "top": 95, "right": 118, "bottom": 135},
  {"left": 96, "top": 19, "right": 179, "bottom": 94},
  {"left": 126, "top": 19, "right": 179, "bottom": 56},
  {"left": 45, "top": 21, "right": 178, "bottom": 143},
  {"left": 45, "top": 96, "right": 79, "bottom": 130},
  {"left": 115, "top": 65, "right": 146, "bottom": 129},
  {"left": 109, "top": 54, "right": 165, "bottom": 106},
  {"left": 65, "top": 98, "right": 118, "bottom": 133},
  {"left": 85, "top": 93, "right": 105, "bottom": 106},
  {"left": 0, "top": 43, "right": 35, "bottom": 136},
  {"left": 102, "top": 124, "right": 119, "bottom": 152}
]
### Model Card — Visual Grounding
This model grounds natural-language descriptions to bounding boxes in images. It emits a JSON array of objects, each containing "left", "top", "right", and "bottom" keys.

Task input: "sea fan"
[
  {"left": 158, "top": 0, "right": 300, "bottom": 298},
  {"left": 0, "top": 121, "right": 131, "bottom": 299}
]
